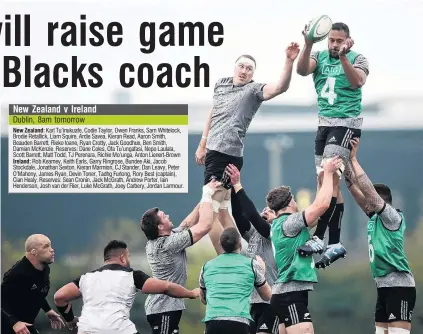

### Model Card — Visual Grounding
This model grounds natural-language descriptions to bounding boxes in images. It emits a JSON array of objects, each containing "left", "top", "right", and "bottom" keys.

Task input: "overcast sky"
[{"left": 1, "top": 0, "right": 422, "bottom": 106}]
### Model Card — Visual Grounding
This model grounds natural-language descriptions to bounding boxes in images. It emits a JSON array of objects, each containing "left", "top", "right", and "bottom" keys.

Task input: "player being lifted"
[{"left": 296, "top": 22, "right": 370, "bottom": 268}]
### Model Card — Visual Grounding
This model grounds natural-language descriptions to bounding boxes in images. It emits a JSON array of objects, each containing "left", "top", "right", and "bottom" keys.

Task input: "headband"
[
  {"left": 235, "top": 57, "right": 256, "bottom": 70},
  {"left": 275, "top": 192, "right": 293, "bottom": 212}
]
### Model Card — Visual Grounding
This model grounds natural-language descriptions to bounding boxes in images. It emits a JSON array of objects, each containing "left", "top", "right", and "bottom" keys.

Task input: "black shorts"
[
  {"left": 270, "top": 291, "right": 312, "bottom": 328},
  {"left": 204, "top": 150, "right": 243, "bottom": 185},
  {"left": 375, "top": 287, "right": 416, "bottom": 323},
  {"left": 250, "top": 303, "right": 279, "bottom": 334},
  {"left": 314, "top": 126, "right": 361, "bottom": 157},
  {"left": 146, "top": 310, "right": 182, "bottom": 334},
  {"left": 206, "top": 320, "right": 250, "bottom": 334}
]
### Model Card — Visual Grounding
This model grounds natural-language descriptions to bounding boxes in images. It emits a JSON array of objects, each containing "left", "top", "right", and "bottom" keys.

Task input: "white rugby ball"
[{"left": 305, "top": 15, "right": 332, "bottom": 42}]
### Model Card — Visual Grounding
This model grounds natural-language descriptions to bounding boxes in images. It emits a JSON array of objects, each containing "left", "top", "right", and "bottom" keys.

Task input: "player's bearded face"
[{"left": 328, "top": 30, "right": 348, "bottom": 58}]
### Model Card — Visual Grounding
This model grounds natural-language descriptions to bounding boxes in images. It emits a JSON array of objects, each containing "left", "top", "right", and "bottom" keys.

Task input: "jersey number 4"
[
  {"left": 368, "top": 235, "right": 375, "bottom": 263},
  {"left": 321, "top": 77, "right": 337, "bottom": 105}
]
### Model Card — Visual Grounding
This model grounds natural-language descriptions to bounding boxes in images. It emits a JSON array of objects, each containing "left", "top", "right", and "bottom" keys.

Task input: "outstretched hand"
[
  {"left": 286, "top": 42, "right": 300, "bottom": 61},
  {"left": 225, "top": 164, "right": 241, "bottom": 186},
  {"left": 350, "top": 137, "right": 360, "bottom": 159}
]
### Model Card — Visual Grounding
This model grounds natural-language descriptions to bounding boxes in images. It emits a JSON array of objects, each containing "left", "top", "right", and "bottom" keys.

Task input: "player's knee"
[
  {"left": 315, "top": 155, "right": 323, "bottom": 175},
  {"left": 375, "top": 326, "right": 387, "bottom": 334},
  {"left": 323, "top": 144, "right": 350, "bottom": 162}
]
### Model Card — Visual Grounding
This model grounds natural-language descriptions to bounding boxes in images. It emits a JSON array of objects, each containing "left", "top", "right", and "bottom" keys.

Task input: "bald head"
[
  {"left": 25, "top": 234, "right": 54, "bottom": 265},
  {"left": 25, "top": 234, "right": 49, "bottom": 252}
]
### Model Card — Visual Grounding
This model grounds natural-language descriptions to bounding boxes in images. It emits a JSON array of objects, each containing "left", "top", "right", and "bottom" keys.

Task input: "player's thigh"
[
  {"left": 385, "top": 287, "right": 416, "bottom": 330},
  {"left": 253, "top": 303, "right": 279, "bottom": 334},
  {"left": 204, "top": 150, "right": 243, "bottom": 185},
  {"left": 205, "top": 320, "right": 250, "bottom": 334},
  {"left": 314, "top": 126, "right": 328, "bottom": 166},
  {"left": 147, "top": 311, "right": 182, "bottom": 334},
  {"left": 270, "top": 292, "right": 312, "bottom": 332},
  {"left": 323, "top": 127, "right": 361, "bottom": 160},
  {"left": 286, "top": 322, "right": 314, "bottom": 334}
]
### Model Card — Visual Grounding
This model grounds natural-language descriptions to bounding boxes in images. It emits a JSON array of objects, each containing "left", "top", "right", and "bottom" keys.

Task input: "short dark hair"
[
  {"left": 373, "top": 184, "right": 392, "bottom": 204},
  {"left": 220, "top": 227, "right": 241, "bottom": 253},
  {"left": 140, "top": 207, "right": 161, "bottom": 240},
  {"left": 235, "top": 54, "right": 256, "bottom": 68},
  {"left": 266, "top": 186, "right": 292, "bottom": 212},
  {"left": 332, "top": 22, "right": 350, "bottom": 37},
  {"left": 104, "top": 240, "right": 127, "bottom": 261}
]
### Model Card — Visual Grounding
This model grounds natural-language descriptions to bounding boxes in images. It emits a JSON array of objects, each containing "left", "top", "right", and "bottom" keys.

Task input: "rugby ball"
[{"left": 305, "top": 15, "right": 332, "bottom": 42}]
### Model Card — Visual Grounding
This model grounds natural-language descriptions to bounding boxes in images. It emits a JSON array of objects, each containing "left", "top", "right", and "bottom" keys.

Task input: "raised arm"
[
  {"left": 345, "top": 173, "right": 369, "bottom": 215},
  {"left": 338, "top": 39, "right": 369, "bottom": 89},
  {"left": 303, "top": 158, "right": 342, "bottom": 226},
  {"left": 296, "top": 26, "right": 318, "bottom": 76},
  {"left": 195, "top": 107, "right": 212, "bottom": 165},
  {"left": 189, "top": 181, "right": 226, "bottom": 244},
  {"left": 262, "top": 43, "right": 300, "bottom": 100},
  {"left": 174, "top": 202, "right": 200, "bottom": 231},
  {"left": 225, "top": 164, "right": 271, "bottom": 238},
  {"left": 349, "top": 138, "right": 384, "bottom": 214}
]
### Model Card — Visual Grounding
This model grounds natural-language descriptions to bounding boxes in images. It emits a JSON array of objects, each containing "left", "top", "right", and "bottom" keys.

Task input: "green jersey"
[
  {"left": 200, "top": 253, "right": 265, "bottom": 322},
  {"left": 313, "top": 49, "right": 363, "bottom": 118},
  {"left": 271, "top": 213, "right": 317, "bottom": 284},
  {"left": 367, "top": 210, "right": 412, "bottom": 278}
]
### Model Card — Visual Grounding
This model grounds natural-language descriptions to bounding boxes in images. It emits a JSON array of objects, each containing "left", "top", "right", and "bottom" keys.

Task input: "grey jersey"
[
  {"left": 374, "top": 204, "right": 415, "bottom": 288},
  {"left": 206, "top": 77, "right": 266, "bottom": 157},
  {"left": 272, "top": 212, "right": 315, "bottom": 295},
  {"left": 242, "top": 226, "right": 277, "bottom": 304},
  {"left": 311, "top": 51, "right": 370, "bottom": 130},
  {"left": 144, "top": 229, "right": 193, "bottom": 315}
]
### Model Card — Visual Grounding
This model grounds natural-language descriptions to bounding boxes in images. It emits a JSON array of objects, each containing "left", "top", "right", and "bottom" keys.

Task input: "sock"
[
  {"left": 328, "top": 203, "right": 344, "bottom": 244},
  {"left": 313, "top": 197, "right": 337, "bottom": 240}
]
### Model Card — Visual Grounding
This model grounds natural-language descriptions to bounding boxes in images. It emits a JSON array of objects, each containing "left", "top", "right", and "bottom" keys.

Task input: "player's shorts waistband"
[{"left": 318, "top": 116, "right": 363, "bottom": 129}]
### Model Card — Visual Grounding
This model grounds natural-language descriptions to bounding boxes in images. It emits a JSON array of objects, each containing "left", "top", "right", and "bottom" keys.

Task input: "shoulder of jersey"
[{"left": 306, "top": 15, "right": 332, "bottom": 42}]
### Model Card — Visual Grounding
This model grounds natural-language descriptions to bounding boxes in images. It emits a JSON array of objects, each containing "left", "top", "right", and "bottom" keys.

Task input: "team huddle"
[{"left": 1, "top": 22, "right": 416, "bottom": 334}]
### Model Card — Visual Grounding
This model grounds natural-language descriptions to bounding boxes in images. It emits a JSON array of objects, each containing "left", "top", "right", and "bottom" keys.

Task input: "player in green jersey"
[
  {"left": 296, "top": 22, "right": 370, "bottom": 268},
  {"left": 199, "top": 227, "right": 272, "bottom": 334},
  {"left": 266, "top": 157, "right": 342, "bottom": 334},
  {"left": 345, "top": 138, "right": 416, "bottom": 334}
]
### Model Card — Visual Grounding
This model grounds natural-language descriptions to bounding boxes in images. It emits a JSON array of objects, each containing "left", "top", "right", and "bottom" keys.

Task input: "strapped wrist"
[{"left": 57, "top": 304, "right": 74, "bottom": 322}]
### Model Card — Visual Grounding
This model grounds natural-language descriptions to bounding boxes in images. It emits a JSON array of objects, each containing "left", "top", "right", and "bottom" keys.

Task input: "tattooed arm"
[
  {"left": 173, "top": 203, "right": 200, "bottom": 232},
  {"left": 344, "top": 164, "right": 369, "bottom": 216},
  {"left": 349, "top": 139, "right": 385, "bottom": 215}
]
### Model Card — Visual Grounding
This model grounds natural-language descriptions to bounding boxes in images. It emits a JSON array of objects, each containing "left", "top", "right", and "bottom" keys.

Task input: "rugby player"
[
  {"left": 140, "top": 179, "right": 226, "bottom": 334},
  {"left": 224, "top": 163, "right": 279, "bottom": 334},
  {"left": 267, "top": 157, "right": 342, "bottom": 334},
  {"left": 346, "top": 138, "right": 416, "bottom": 334},
  {"left": 199, "top": 227, "right": 272, "bottom": 334},
  {"left": 296, "top": 22, "right": 370, "bottom": 267},
  {"left": 194, "top": 43, "right": 300, "bottom": 253}
]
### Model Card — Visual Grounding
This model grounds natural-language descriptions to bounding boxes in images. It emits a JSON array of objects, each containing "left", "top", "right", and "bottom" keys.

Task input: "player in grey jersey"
[
  {"left": 224, "top": 164, "right": 280, "bottom": 334},
  {"left": 140, "top": 180, "right": 227, "bottom": 334},
  {"left": 194, "top": 44, "right": 300, "bottom": 255},
  {"left": 345, "top": 138, "right": 415, "bottom": 334}
]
